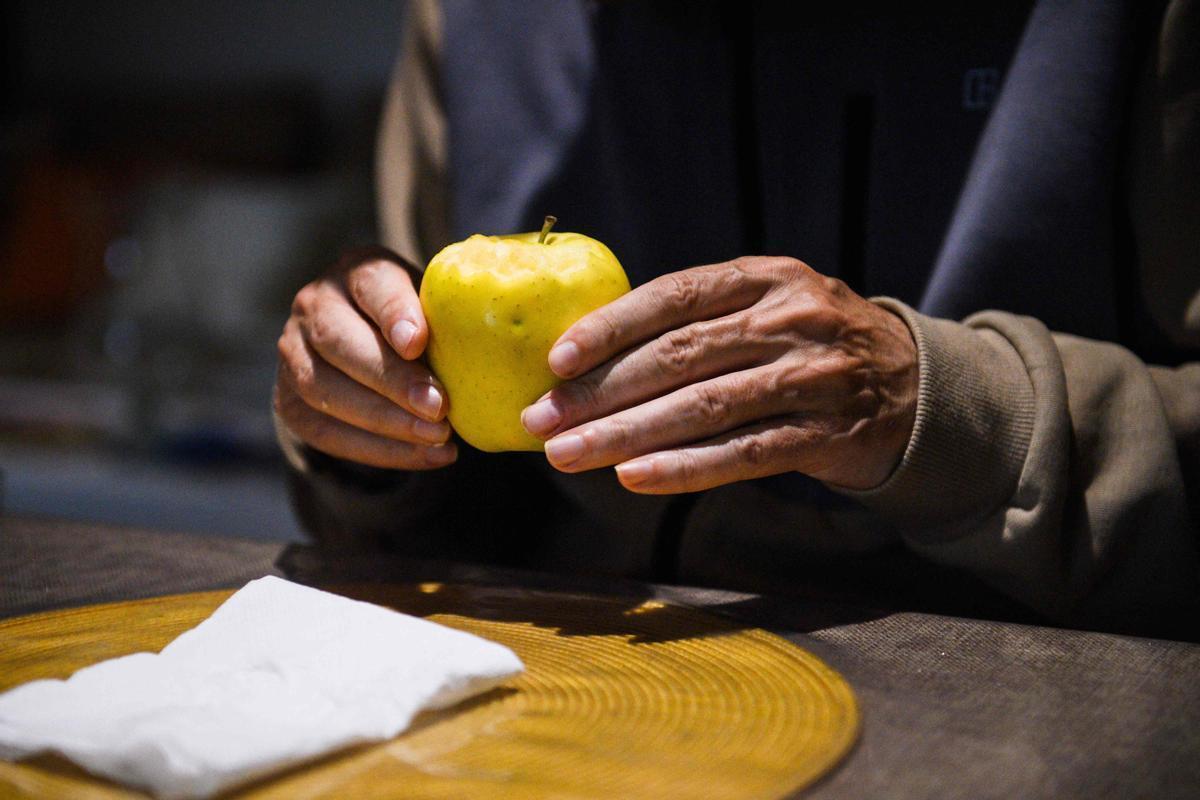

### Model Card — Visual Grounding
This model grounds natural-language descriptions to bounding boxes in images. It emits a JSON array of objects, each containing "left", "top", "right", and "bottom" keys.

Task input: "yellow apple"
[{"left": 420, "top": 217, "right": 630, "bottom": 452}]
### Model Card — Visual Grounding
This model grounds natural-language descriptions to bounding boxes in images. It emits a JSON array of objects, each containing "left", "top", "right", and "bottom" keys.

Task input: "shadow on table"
[{"left": 275, "top": 544, "right": 1042, "bottom": 643}]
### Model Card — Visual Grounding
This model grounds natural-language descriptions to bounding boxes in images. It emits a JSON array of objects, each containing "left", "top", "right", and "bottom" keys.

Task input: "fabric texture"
[
  {"left": 0, "top": 575, "right": 522, "bottom": 799},
  {"left": 847, "top": 304, "right": 1200, "bottom": 635},
  {"left": 4, "top": 520, "right": 1199, "bottom": 800},
  {"left": 920, "top": 0, "right": 1143, "bottom": 337},
  {"left": 0, "top": 515, "right": 283, "bottom": 618},
  {"left": 375, "top": 0, "right": 451, "bottom": 266}
]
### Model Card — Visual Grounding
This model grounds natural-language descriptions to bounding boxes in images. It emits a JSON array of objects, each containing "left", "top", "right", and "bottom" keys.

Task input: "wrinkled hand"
[
  {"left": 274, "top": 247, "right": 457, "bottom": 470},
  {"left": 520, "top": 257, "right": 918, "bottom": 493}
]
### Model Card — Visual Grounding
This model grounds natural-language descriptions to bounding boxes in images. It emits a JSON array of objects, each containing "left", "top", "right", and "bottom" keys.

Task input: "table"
[{"left": 2, "top": 514, "right": 1198, "bottom": 799}]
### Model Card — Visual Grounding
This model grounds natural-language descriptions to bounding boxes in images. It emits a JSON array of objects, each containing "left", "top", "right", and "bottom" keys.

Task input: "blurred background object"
[{"left": 0, "top": 0, "right": 406, "bottom": 539}]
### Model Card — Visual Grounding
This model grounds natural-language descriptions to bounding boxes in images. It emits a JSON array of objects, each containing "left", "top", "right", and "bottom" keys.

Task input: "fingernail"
[
  {"left": 544, "top": 433, "right": 585, "bottom": 467},
  {"left": 391, "top": 320, "right": 418, "bottom": 355},
  {"left": 413, "top": 418, "right": 449, "bottom": 444},
  {"left": 409, "top": 383, "right": 444, "bottom": 420},
  {"left": 521, "top": 397, "right": 563, "bottom": 437},
  {"left": 426, "top": 442, "right": 457, "bottom": 465},
  {"left": 548, "top": 341, "right": 581, "bottom": 376},
  {"left": 616, "top": 459, "right": 653, "bottom": 486}
]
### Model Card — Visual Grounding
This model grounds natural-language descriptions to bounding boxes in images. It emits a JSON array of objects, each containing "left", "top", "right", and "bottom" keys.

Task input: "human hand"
[
  {"left": 520, "top": 257, "right": 918, "bottom": 492},
  {"left": 274, "top": 247, "right": 457, "bottom": 469}
]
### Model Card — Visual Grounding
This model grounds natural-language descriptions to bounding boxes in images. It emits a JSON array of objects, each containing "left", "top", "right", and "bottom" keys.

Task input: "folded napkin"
[{"left": 0, "top": 576, "right": 523, "bottom": 798}]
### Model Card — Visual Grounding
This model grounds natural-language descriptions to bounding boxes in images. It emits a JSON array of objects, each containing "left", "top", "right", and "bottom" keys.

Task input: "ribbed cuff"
[{"left": 836, "top": 300, "right": 1037, "bottom": 541}]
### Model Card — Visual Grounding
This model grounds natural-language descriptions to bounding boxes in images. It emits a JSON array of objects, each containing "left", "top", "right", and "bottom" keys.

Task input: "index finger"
[
  {"left": 341, "top": 248, "right": 428, "bottom": 360},
  {"left": 548, "top": 259, "right": 768, "bottom": 379}
]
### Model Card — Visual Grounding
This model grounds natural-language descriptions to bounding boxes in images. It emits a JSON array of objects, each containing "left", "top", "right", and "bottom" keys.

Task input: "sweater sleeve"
[
  {"left": 281, "top": 0, "right": 467, "bottom": 554},
  {"left": 841, "top": 303, "right": 1199, "bottom": 634},
  {"left": 375, "top": 0, "right": 451, "bottom": 265},
  {"left": 840, "top": 0, "right": 1200, "bottom": 635}
]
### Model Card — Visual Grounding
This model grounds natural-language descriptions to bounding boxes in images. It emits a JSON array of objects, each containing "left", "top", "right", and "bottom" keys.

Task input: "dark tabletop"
[{"left": 2, "top": 514, "right": 1198, "bottom": 799}]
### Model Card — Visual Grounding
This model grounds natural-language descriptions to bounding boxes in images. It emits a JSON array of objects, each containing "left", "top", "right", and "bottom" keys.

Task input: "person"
[{"left": 273, "top": 0, "right": 1199, "bottom": 637}]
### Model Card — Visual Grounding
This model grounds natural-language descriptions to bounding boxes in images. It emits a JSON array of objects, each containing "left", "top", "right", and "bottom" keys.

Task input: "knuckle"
[
  {"left": 716, "top": 259, "right": 750, "bottom": 288},
  {"left": 779, "top": 256, "right": 810, "bottom": 276},
  {"left": 344, "top": 260, "right": 381, "bottom": 305},
  {"left": 304, "top": 309, "right": 339, "bottom": 350},
  {"left": 277, "top": 341, "right": 320, "bottom": 403},
  {"left": 376, "top": 295, "right": 408, "bottom": 329},
  {"left": 764, "top": 257, "right": 810, "bottom": 287},
  {"left": 591, "top": 416, "right": 632, "bottom": 452},
  {"left": 289, "top": 360, "right": 319, "bottom": 403},
  {"left": 729, "top": 256, "right": 774, "bottom": 283},
  {"left": 779, "top": 292, "right": 843, "bottom": 337},
  {"left": 821, "top": 274, "right": 848, "bottom": 298},
  {"left": 733, "top": 433, "right": 770, "bottom": 466},
  {"left": 697, "top": 315, "right": 739, "bottom": 347},
  {"left": 275, "top": 332, "right": 291, "bottom": 363},
  {"left": 590, "top": 311, "right": 622, "bottom": 351},
  {"left": 734, "top": 256, "right": 815, "bottom": 298},
  {"left": 561, "top": 374, "right": 603, "bottom": 412},
  {"left": 350, "top": 258, "right": 410, "bottom": 308},
  {"left": 291, "top": 284, "right": 318, "bottom": 317},
  {"left": 664, "top": 270, "right": 703, "bottom": 313},
  {"left": 692, "top": 383, "right": 731, "bottom": 427},
  {"left": 574, "top": 311, "right": 620, "bottom": 355},
  {"left": 705, "top": 263, "right": 749, "bottom": 303},
  {"left": 276, "top": 337, "right": 299, "bottom": 376},
  {"left": 732, "top": 310, "right": 764, "bottom": 343},
  {"left": 767, "top": 362, "right": 806, "bottom": 405},
  {"left": 652, "top": 327, "right": 700, "bottom": 377}
]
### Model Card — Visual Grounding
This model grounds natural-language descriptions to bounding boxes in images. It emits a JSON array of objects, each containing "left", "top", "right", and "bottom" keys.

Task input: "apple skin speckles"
[{"left": 420, "top": 228, "right": 629, "bottom": 452}]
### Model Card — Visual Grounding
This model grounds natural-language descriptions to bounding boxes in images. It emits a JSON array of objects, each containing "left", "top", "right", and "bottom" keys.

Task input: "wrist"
[
  {"left": 830, "top": 301, "right": 1037, "bottom": 534},
  {"left": 823, "top": 300, "right": 919, "bottom": 491},
  {"left": 873, "top": 302, "right": 920, "bottom": 482}
]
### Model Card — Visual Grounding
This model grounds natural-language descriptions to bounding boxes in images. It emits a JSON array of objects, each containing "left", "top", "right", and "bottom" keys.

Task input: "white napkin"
[{"left": 0, "top": 576, "right": 523, "bottom": 799}]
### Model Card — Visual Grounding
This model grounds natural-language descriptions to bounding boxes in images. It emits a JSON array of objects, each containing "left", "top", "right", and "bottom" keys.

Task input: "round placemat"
[{"left": 0, "top": 583, "right": 859, "bottom": 799}]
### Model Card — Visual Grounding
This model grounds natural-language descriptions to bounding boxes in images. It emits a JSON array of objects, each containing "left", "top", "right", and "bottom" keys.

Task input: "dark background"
[
  {"left": 0, "top": 1, "right": 1032, "bottom": 543},
  {"left": 0, "top": 1, "right": 407, "bottom": 539}
]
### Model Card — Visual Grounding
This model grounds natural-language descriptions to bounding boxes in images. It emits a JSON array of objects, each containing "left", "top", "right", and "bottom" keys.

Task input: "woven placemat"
[{"left": 0, "top": 582, "right": 858, "bottom": 799}]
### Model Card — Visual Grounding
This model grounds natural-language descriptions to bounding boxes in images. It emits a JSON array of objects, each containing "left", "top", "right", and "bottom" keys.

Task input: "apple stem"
[{"left": 538, "top": 215, "right": 557, "bottom": 244}]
